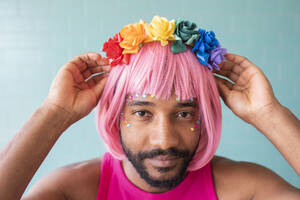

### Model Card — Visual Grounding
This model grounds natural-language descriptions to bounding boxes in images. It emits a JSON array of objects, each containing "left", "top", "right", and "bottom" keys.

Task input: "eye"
[
  {"left": 133, "top": 110, "right": 151, "bottom": 118},
  {"left": 177, "top": 111, "right": 193, "bottom": 119}
]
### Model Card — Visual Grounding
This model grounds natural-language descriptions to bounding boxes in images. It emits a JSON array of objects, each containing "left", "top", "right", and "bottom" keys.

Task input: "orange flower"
[{"left": 119, "top": 20, "right": 149, "bottom": 54}]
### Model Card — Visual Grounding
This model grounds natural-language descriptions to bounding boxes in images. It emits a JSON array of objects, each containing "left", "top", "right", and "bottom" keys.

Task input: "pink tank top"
[{"left": 96, "top": 152, "right": 218, "bottom": 200}]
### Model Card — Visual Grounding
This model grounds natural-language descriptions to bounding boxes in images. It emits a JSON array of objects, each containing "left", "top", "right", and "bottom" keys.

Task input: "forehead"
[{"left": 125, "top": 93, "right": 197, "bottom": 108}]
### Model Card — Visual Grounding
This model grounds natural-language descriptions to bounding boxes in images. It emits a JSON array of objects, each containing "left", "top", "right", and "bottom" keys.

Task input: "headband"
[{"left": 102, "top": 16, "right": 227, "bottom": 71}]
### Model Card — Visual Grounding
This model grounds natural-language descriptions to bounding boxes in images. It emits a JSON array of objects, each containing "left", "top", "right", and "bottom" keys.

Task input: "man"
[{"left": 0, "top": 50, "right": 299, "bottom": 199}]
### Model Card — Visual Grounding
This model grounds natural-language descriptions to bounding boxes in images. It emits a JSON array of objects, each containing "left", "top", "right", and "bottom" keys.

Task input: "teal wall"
[{"left": 0, "top": 0, "right": 299, "bottom": 194}]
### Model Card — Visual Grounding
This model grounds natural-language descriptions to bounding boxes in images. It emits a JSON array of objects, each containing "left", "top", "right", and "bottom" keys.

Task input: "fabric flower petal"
[
  {"left": 196, "top": 51, "right": 209, "bottom": 66},
  {"left": 119, "top": 20, "right": 148, "bottom": 54},
  {"left": 207, "top": 45, "right": 227, "bottom": 71},
  {"left": 171, "top": 40, "right": 187, "bottom": 54},
  {"left": 102, "top": 33, "right": 132, "bottom": 67},
  {"left": 144, "top": 16, "right": 176, "bottom": 46}
]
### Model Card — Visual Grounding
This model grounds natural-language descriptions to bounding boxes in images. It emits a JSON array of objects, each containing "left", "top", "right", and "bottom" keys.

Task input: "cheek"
[
  {"left": 190, "top": 132, "right": 201, "bottom": 149},
  {"left": 120, "top": 124, "right": 148, "bottom": 150},
  {"left": 177, "top": 125, "right": 201, "bottom": 150}
]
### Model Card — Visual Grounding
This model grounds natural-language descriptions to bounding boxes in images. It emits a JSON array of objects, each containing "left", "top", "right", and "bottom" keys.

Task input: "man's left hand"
[{"left": 213, "top": 53, "right": 281, "bottom": 126}]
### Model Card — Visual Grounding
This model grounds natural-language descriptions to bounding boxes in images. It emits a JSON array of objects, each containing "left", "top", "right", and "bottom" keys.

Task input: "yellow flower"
[
  {"left": 144, "top": 16, "right": 176, "bottom": 46},
  {"left": 119, "top": 20, "right": 149, "bottom": 54}
]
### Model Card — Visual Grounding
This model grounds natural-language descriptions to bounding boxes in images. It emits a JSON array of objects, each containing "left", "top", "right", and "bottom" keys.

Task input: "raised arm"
[
  {"left": 0, "top": 52, "right": 110, "bottom": 200},
  {"left": 213, "top": 53, "right": 300, "bottom": 199},
  {"left": 214, "top": 53, "right": 300, "bottom": 176}
]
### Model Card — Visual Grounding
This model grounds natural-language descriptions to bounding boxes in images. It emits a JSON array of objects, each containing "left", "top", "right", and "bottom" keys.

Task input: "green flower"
[{"left": 171, "top": 19, "right": 200, "bottom": 54}]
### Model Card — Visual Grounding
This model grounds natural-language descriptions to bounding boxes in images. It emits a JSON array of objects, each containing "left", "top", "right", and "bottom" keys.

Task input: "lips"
[
  {"left": 153, "top": 155, "right": 178, "bottom": 161},
  {"left": 148, "top": 155, "right": 179, "bottom": 167}
]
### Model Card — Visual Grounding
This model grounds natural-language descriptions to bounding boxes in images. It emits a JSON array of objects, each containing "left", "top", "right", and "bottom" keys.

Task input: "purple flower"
[{"left": 207, "top": 45, "right": 227, "bottom": 71}]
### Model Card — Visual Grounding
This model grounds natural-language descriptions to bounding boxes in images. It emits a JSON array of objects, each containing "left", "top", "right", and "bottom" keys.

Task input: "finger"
[
  {"left": 79, "top": 52, "right": 109, "bottom": 68},
  {"left": 92, "top": 72, "right": 110, "bottom": 82},
  {"left": 214, "top": 76, "right": 232, "bottom": 103},
  {"left": 79, "top": 65, "right": 110, "bottom": 83},
  {"left": 87, "top": 78, "right": 97, "bottom": 88},
  {"left": 95, "top": 56, "right": 110, "bottom": 67},
  {"left": 83, "top": 70, "right": 93, "bottom": 80},
  {"left": 214, "top": 69, "right": 239, "bottom": 83},
  {"left": 217, "top": 60, "right": 245, "bottom": 75},
  {"left": 214, "top": 76, "right": 234, "bottom": 90},
  {"left": 68, "top": 52, "right": 109, "bottom": 73},
  {"left": 92, "top": 75, "right": 109, "bottom": 102},
  {"left": 82, "top": 70, "right": 97, "bottom": 88},
  {"left": 84, "top": 65, "right": 111, "bottom": 75},
  {"left": 224, "top": 53, "right": 253, "bottom": 69},
  {"left": 62, "top": 67, "right": 85, "bottom": 84},
  {"left": 82, "top": 65, "right": 111, "bottom": 83},
  {"left": 84, "top": 71, "right": 108, "bottom": 85},
  {"left": 75, "top": 81, "right": 89, "bottom": 90}
]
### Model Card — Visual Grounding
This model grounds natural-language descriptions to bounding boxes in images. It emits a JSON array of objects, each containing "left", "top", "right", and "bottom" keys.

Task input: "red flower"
[{"left": 102, "top": 33, "right": 130, "bottom": 67}]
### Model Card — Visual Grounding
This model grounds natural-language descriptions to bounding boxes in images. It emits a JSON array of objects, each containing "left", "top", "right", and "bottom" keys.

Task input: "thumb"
[
  {"left": 214, "top": 76, "right": 232, "bottom": 104},
  {"left": 92, "top": 75, "right": 109, "bottom": 102}
]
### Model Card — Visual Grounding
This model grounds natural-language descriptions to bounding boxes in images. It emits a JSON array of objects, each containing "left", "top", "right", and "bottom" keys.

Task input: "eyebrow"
[
  {"left": 175, "top": 102, "right": 197, "bottom": 108},
  {"left": 128, "top": 101, "right": 155, "bottom": 107},
  {"left": 128, "top": 101, "right": 197, "bottom": 108}
]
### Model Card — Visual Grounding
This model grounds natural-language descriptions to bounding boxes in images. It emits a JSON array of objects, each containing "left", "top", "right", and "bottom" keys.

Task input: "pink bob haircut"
[{"left": 95, "top": 41, "right": 222, "bottom": 171}]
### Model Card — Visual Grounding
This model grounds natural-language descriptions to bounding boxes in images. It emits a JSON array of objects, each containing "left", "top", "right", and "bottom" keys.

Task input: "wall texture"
[{"left": 0, "top": 0, "right": 299, "bottom": 194}]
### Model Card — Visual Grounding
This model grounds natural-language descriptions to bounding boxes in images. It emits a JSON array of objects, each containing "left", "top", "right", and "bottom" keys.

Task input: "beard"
[{"left": 120, "top": 133, "right": 197, "bottom": 191}]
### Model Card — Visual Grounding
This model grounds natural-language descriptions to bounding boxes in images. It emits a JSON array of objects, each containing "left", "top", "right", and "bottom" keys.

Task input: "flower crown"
[{"left": 102, "top": 16, "right": 227, "bottom": 71}]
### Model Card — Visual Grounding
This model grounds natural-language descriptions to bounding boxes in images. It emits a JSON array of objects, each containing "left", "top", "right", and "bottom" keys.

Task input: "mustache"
[{"left": 137, "top": 147, "right": 190, "bottom": 160}]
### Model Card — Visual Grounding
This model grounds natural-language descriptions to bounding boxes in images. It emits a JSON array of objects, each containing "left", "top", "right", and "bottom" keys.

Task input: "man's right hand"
[
  {"left": 43, "top": 52, "right": 110, "bottom": 125},
  {"left": 0, "top": 52, "right": 110, "bottom": 200}
]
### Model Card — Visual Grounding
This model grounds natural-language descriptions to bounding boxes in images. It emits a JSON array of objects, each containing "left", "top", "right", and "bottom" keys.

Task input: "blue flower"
[{"left": 192, "top": 28, "right": 220, "bottom": 67}]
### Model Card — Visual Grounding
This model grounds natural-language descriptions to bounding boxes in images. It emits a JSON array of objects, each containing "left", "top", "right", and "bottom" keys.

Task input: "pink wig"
[{"left": 95, "top": 41, "right": 222, "bottom": 171}]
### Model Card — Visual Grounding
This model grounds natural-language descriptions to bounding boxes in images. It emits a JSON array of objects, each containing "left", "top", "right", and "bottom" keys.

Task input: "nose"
[{"left": 149, "top": 116, "right": 179, "bottom": 150}]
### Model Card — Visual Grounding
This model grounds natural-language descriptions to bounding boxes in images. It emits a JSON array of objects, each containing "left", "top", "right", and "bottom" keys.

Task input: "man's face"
[{"left": 119, "top": 92, "right": 201, "bottom": 190}]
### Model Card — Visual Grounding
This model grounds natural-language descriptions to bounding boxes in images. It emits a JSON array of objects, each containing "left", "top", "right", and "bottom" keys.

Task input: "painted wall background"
[{"left": 0, "top": 0, "right": 299, "bottom": 194}]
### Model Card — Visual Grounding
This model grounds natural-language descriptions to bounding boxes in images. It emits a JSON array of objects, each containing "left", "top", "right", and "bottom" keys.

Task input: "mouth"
[{"left": 148, "top": 155, "right": 179, "bottom": 168}]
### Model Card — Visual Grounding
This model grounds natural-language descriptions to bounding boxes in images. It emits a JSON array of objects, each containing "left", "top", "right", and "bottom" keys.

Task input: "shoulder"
[
  {"left": 23, "top": 156, "right": 102, "bottom": 200},
  {"left": 59, "top": 157, "right": 102, "bottom": 200},
  {"left": 210, "top": 155, "right": 300, "bottom": 200},
  {"left": 210, "top": 155, "right": 256, "bottom": 200}
]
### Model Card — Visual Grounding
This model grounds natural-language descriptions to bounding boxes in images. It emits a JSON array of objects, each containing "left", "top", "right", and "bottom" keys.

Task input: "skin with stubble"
[{"left": 0, "top": 52, "right": 299, "bottom": 200}]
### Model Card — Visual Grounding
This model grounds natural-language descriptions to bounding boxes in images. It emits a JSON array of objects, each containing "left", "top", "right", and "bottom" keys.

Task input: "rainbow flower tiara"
[{"left": 102, "top": 16, "right": 227, "bottom": 71}]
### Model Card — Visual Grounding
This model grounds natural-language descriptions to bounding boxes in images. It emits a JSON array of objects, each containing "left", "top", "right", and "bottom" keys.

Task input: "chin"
[
  {"left": 145, "top": 158, "right": 183, "bottom": 179},
  {"left": 139, "top": 159, "right": 188, "bottom": 190}
]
